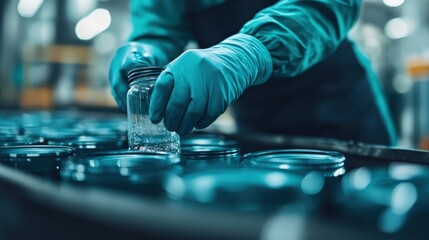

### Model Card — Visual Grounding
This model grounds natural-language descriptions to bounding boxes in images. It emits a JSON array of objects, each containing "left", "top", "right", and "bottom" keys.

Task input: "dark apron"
[{"left": 187, "top": 0, "right": 395, "bottom": 145}]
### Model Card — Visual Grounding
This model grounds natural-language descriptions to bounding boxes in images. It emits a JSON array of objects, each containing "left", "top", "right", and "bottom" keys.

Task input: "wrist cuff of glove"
[{"left": 220, "top": 33, "right": 273, "bottom": 86}]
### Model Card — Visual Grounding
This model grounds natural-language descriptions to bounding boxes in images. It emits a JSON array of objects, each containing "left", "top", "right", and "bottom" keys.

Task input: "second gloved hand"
[
  {"left": 149, "top": 33, "right": 273, "bottom": 136},
  {"left": 109, "top": 42, "right": 169, "bottom": 111}
]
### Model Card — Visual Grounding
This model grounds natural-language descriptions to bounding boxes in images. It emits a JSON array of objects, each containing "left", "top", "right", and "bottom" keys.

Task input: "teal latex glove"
[
  {"left": 109, "top": 42, "right": 169, "bottom": 111},
  {"left": 149, "top": 33, "right": 273, "bottom": 136}
]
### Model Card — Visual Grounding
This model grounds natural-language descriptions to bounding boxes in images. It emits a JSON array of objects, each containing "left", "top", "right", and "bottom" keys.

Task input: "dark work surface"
[{"left": 1, "top": 109, "right": 429, "bottom": 240}]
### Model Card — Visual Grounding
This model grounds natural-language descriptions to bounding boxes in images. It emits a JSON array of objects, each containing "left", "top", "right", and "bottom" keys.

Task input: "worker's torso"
[{"left": 186, "top": 0, "right": 394, "bottom": 145}]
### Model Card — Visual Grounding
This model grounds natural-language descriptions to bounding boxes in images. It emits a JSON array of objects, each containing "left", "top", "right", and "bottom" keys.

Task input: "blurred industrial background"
[{"left": 0, "top": 0, "right": 429, "bottom": 148}]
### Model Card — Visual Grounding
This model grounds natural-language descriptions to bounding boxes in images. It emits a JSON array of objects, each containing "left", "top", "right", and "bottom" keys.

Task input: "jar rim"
[
  {"left": 243, "top": 149, "right": 345, "bottom": 169},
  {"left": 61, "top": 152, "right": 180, "bottom": 175},
  {"left": 46, "top": 135, "right": 126, "bottom": 149},
  {"left": 0, "top": 145, "right": 75, "bottom": 158}
]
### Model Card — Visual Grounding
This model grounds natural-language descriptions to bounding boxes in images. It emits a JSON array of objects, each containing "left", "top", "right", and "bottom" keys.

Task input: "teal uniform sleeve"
[
  {"left": 129, "top": 0, "right": 191, "bottom": 65},
  {"left": 240, "top": 0, "right": 361, "bottom": 78}
]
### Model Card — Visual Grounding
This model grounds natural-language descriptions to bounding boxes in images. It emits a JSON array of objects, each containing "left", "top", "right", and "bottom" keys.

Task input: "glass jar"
[
  {"left": 127, "top": 66, "right": 180, "bottom": 154},
  {"left": 180, "top": 132, "right": 227, "bottom": 146},
  {"left": 163, "top": 166, "right": 303, "bottom": 211},
  {"left": 243, "top": 149, "right": 345, "bottom": 210},
  {"left": 340, "top": 164, "right": 429, "bottom": 234},
  {"left": 180, "top": 137, "right": 241, "bottom": 168},
  {"left": 60, "top": 152, "right": 180, "bottom": 196},
  {"left": 0, "top": 145, "right": 75, "bottom": 179},
  {"left": 243, "top": 149, "right": 346, "bottom": 177}
]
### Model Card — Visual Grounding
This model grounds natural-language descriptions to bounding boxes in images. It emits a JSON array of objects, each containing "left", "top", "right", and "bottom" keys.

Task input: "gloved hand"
[
  {"left": 109, "top": 42, "right": 168, "bottom": 111},
  {"left": 149, "top": 33, "right": 273, "bottom": 136}
]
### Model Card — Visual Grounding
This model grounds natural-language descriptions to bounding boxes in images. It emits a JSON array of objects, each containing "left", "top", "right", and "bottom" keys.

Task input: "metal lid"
[
  {"left": 243, "top": 149, "right": 345, "bottom": 171},
  {"left": 0, "top": 145, "right": 75, "bottom": 158},
  {"left": 127, "top": 66, "right": 164, "bottom": 83},
  {"left": 61, "top": 152, "right": 180, "bottom": 176}
]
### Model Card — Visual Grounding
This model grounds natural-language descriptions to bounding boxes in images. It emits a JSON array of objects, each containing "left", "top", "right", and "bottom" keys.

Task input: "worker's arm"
[
  {"left": 240, "top": 0, "right": 361, "bottom": 78},
  {"left": 149, "top": 0, "right": 362, "bottom": 135},
  {"left": 128, "top": 0, "right": 191, "bottom": 64},
  {"left": 109, "top": 0, "right": 190, "bottom": 110}
]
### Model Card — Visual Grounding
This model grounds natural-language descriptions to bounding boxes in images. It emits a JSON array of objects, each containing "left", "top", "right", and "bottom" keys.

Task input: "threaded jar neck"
[{"left": 127, "top": 66, "right": 164, "bottom": 84}]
